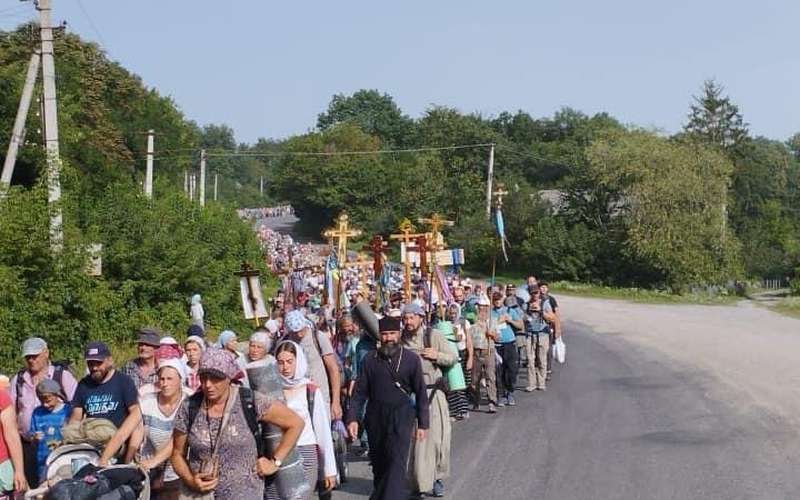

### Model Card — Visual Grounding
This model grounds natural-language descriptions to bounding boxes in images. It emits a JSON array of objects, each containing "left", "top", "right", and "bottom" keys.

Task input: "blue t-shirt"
[
  {"left": 29, "top": 403, "right": 70, "bottom": 481},
  {"left": 73, "top": 371, "right": 138, "bottom": 428},
  {"left": 491, "top": 306, "right": 520, "bottom": 344}
]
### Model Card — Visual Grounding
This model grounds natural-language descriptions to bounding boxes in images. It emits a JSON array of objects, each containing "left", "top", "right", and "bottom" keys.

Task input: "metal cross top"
[
  {"left": 390, "top": 219, "right": 427, "bottom": 298},
  {"left": 493, "top": 184, "right": 510, "bottom": 209},
  {"left": 417, "top": 213, "right": 454, "bottom": 251},
  {"left": 323, "top": 213, "right": 362, "bottom": 261}
]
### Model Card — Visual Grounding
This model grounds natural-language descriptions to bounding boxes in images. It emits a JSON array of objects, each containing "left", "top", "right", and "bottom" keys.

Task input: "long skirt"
[
  {"left": 459, "top": 349, "right": 473, "bottom": 392},
  {"left": 265, "top": 444, "right": 318, "bottom": 500},
  {"left": 446, "top": 350, "right": 470, "bottom": 419}
]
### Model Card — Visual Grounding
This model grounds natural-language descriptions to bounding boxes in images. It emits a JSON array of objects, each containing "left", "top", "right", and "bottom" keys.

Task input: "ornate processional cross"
[{"left": 323, "top": 213, "right": 362, "bottom": 263}]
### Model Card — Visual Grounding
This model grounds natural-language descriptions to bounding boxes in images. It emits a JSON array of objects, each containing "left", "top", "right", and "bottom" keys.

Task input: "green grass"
[
  {"left": 773, "top": 297, "right": 800, "bottom": 319},
  {"left": 549, "top": 281, "right": 739, "bottom": 305},
  {"left": 464, "top": 272, "right": 739, "bottom": 305}
]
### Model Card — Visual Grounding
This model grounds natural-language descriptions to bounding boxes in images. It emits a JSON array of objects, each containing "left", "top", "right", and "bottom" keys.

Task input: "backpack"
[
  {"left": 186, "top": 386, "right": 264, "bottom": 457},
  {"left": 16, "top": 361, "right": 71, "bottom": 413},
  {"left": 305, "top": 383, "right": 317, "bottom": 430}
]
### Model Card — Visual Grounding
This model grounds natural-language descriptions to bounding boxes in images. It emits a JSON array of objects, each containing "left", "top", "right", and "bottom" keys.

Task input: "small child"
[{"left": 29, "top": 379, "right": 70, "bottom": 485}]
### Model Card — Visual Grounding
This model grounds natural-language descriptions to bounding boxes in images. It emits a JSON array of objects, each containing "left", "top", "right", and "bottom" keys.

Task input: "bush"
[{"left": 0, "top": 180, "right": 270, "bottom": 374}]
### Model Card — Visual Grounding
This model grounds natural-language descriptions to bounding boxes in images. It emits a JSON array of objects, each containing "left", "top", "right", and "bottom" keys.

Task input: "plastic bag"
[{"left": 554, "top": 338, "right": 566, "bottom": 364}]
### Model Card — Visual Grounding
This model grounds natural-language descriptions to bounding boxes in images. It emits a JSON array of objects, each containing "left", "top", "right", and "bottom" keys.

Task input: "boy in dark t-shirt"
[{"left": 68, "top": 342, "right": 142, "bottom": 462}]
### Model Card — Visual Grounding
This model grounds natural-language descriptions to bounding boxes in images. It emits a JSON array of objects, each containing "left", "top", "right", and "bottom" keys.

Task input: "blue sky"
[{"left": 1, "top": 0, "right": 797, "bottom": 144}]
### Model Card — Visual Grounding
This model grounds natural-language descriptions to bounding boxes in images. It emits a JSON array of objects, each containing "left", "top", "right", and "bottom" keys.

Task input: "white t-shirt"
[
  {"left": 282, "top": 384, "right": 337, "bottom": 479},
  {"left": 139, "top": 392, "right": 185, "bottom": 482}
]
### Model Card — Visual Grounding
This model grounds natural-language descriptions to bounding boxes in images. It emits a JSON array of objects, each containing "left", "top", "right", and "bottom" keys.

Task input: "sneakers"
[
  {"left": 432, "top": 480, "right": 445, "bottom": 497},
  {"left": 498, "top": 396, "right": 508, "bottom": 407},
  {"left": 525, "top": 386, "right": 536, "bottom": 392},
  {"left": 507, "top": 394, "right": 517, "bottom": 406},
  {"left": 472, "top": 402, "right": 480, "bottom": 411},
  {"left": 537, "top": 386, "right": 547, "bottom": 391},
  {"left": 488, "top": 403, "right": 497, "bottom": 413}
]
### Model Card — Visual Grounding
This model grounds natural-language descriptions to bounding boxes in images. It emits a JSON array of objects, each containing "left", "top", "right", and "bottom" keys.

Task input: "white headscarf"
[{"left": 275, "top": 340, "right": 310, "bottom": 389}]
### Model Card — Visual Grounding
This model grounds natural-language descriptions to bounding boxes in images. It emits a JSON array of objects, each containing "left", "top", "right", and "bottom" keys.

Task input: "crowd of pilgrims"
[
  {"left": 0, "top": 272, "right": 562, "bottom": 500},
  {"left": 238, "top": 205, "right": 295, "bottom": 221}
]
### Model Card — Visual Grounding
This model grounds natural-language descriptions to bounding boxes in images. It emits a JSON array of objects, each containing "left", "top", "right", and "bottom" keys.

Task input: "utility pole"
[
  {"left": 38, "top": 0, "right": 63, "bottom": 251},
  {"left": 183, "top": 169, "right": 188, "bottom": 195},
  {"left": 485, "top": 144, "right": 495, "bottom": 219},
  {"left": 144, "top": 129, "right": 154, "bottom": 198},
  {"left": 1, "top": 51, "right": 41, "bottom": 194},
  {"left": 188, "top": 174, "right": 194, "bottom": 201},
  {"left": 260, "top": 176, "right": 263, "bottom": 197},
  {"left": 199, "top": 149, "right": 206, "bottom": 207},
  {"left": 214, "top": 173, "right": 218, "bottom": 201}
]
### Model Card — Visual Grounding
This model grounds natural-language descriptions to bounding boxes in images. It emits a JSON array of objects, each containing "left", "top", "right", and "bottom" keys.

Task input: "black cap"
[
  {"left": 84, "top": 341, "right": 111, "bottom": 361},
  {"left": 378, "top": 316, "right": 402, "bottom": 333},
  {"left": 136, "top": 328, "right": 161, "bottom": 347}
]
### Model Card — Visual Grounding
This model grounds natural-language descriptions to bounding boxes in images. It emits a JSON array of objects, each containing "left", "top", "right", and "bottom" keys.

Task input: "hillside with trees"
[{"left": 1, "top": 25, "right": 799, "bottom": 369}]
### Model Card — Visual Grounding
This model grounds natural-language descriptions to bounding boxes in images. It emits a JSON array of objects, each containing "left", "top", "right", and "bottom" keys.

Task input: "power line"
[
  {"left": 205, "top": 143, "right": 494, "bottom": 158},
  {"left": 74, "top": 0, "right": 108, "bottom": 49},
  {"left": 0, "top": 4, "right": 29, "bottom": 16},
  {"left": 496, "top": 144, "right": 579, "bottom": 170},
  {"left": 135, "top": 142, "right": 495, "bottom": 162}
]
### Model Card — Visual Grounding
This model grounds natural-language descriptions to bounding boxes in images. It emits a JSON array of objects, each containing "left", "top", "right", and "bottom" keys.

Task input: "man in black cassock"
[{"left": 347, "top": 315, "right": 429, "bottom": 500}]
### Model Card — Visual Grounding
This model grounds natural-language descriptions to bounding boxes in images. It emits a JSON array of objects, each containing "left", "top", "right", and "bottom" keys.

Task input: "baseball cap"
[
  {"left": 136, "top": 328, "right": 161, "bottom": 347},
  {"left": 84, "top": 341, "right": 111, "bottom": 361},
  {"left": 22, "top": 337, "right": 47, "bottom": 357}
]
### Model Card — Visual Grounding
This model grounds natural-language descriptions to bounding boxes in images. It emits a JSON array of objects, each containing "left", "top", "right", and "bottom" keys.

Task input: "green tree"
[
  {"left": 271, "top": 123, "right": 447, "bottom": 235},
  {"left": 317, "top": 89, "right": 415, "bottom": 147},
  {"left": 684, "top": 79, "right": 749, "bottom": 151},
  {"left": 586, "top": 130, "right": 740, "bottom": 289}
]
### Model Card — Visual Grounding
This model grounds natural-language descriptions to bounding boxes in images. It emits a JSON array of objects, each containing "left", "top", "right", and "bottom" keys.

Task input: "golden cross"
[
  {"left": 493, "top": 184, "right": 510, "bottom": 209},
  {"left": 390, "top": 218, "right": 427, "bottom": 298},
  {"left": 322, "top": 213, "right": 362, "bottom": 264},
  {"left": 417, "top": 213, "right": 454, "bottom": 252}
]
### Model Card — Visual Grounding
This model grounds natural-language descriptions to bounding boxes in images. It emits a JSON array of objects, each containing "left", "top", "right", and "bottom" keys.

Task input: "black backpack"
[{"left": 186, "top": 386, "right": 264, "bottom": 457}]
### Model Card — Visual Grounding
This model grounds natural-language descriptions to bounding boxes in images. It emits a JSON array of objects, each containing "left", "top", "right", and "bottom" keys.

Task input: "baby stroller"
[{"left": 25, "top": 444, "right": 150, "bottom": 500}]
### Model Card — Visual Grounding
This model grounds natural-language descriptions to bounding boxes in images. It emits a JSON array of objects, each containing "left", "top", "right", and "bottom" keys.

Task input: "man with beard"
[
  {"left": 347, "top": 316, "right": 428, "bottom": 500},
  {"left": 401, "top": 303, "right": 457, "bottom": 498},
  {"left": 69, "top": 342, "right": 141, "bottom": 458}
]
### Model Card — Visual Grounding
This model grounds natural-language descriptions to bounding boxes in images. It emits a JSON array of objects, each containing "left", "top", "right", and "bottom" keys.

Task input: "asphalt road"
[{"left": 336, "top": 319, "right": 800, "bottom": 500}]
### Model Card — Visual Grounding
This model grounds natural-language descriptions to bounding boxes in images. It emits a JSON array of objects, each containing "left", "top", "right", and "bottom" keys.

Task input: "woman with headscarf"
[
  {"left": 449, "top": 303, "right": 473, "bottom": 420},
  {"left": 247, "top": 330, "right": 274, "bottom": 365},
  {"left": 171, "top": 348, "right": 304, "bottom": 499},
  {"left": 184, "top": 336, "right": 205, "bottom": 393},
  {"left": 442, "top": 304, "right": 471, "bottom": 421},
  {"left": 136, "top": 358, "right": 189, "bottom": 499},
  {"left": 190, "top": 294, "right": 205, "bottom": 333},
  {"left": 216, "top": 330, "right": 248, "bottom": 386},
  {"left": 271, "top": 341, "right": 337, "bottom": 500}
]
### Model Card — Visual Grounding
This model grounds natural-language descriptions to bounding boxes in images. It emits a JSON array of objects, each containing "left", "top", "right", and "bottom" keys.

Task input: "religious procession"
[{"left": 0, "top": 191, "right": 565, "bottom": 500}]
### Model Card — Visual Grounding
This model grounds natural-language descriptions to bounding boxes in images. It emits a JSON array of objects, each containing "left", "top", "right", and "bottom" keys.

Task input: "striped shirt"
[{"left": 139, "top": 392, "right": 184, "bottom": 482}]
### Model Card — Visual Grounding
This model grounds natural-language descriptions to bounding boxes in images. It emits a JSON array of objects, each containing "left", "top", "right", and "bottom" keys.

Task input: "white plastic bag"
[{"left": 554, "top": 337, "right": 566, "bottom": 364}]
